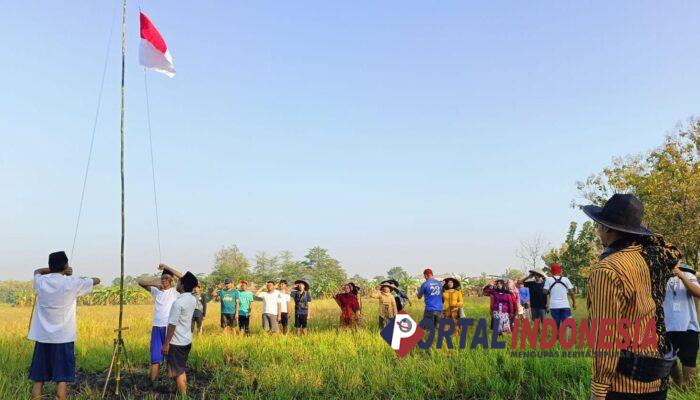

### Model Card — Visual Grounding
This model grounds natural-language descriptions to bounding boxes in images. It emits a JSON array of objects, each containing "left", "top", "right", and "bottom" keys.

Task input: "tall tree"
[
  {"left": 278, "top": 250, "right": 307, "bottom": 283},
  {"left": 576, "top": 120, "right": 700, "bottom": 267},
  {"left": 210, "top": 244, "right": 251, "bottom": 283},
  {"left": 303, "top": 246, "right": 347, "bottom": 297},
  {"left": 543, "top": 221, "right": 602, "bottom": 293},
  {"left": 253, "top": 251, "right": 280, "bottom": 283},
  {"left": 386, "top": 266, "right": 409, "bottom": 281},
  {"left": 516, "top": 235, "right": 549, "bottom": 272}
]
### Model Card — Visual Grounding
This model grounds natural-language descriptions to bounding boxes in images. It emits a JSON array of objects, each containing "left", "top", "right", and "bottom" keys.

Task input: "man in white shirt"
[
  {"left": 277, "top": 280, "right": 292, "bottom": 334},
  {"left": 664, "top": 262, "right": 700, "bottom": 387},
  {"left": 161, "top": 271, "right": 198, "bottom": 396},
  {"left": 255, "top": 281, "right": 281, "bottom": 333},
  {"left": 138, "top": 263, "right": 182, "bottom": 386},
  {"left": 28, "top": 251, "right": 100, "bottom": 400},
  {"left": 542, "top": 263, "right": 576, "bottom": 329}
]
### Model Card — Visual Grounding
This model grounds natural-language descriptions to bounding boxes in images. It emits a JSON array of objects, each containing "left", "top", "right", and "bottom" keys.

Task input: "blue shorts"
[
  {"left": 150, "top": 326, "right": 167, "bottom": 364},
  {"left": 29, "top": 342, "right": 76, "bottom": 383},
  {"left": 550, "top": 308, "right": 571, "bottom": 328}
]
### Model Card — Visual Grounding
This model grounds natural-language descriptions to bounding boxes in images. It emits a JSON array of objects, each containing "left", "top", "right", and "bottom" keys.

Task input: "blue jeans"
[{"left": 550, "top": 308, "right": 571, "bottom": 328}]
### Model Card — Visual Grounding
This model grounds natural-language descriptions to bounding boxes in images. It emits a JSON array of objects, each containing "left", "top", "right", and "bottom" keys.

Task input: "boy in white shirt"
[
  {"left": 277, "top": 280, "right": 292, "bottom": 334},
  {"left": 28, "top": 251, "right": 100, "bottom": 400},
  {"left": 161, "top": 271, "right": 198, "bottom": 396},
  {"left": 255, "top": 281, "right": 280, "bottom": 333},
  {"left": 138, "top": 263, "right": 182, "bottom": 386}
]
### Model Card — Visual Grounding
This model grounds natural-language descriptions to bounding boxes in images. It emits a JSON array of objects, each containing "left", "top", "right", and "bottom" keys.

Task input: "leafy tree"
[
  {"left": 303, "top": 246, "right": 347, "bottom": 297},
  {"left": 210, "top": 244, "right": 251, "bottom": 284},
  {"left": 386, "top": 266, "right": 409, "bottom": 281},
  {"left": 543, "top": 221, "right": 601, "bottom": 293},
  {"left": 503, "top": 267, "right": 524, "bottom": 281},
  {"left": 278, "top": 250, "right": 308, "bottom": 283},
  {"left": 576, "top": 120, "right": 699, "bottom": 267},
  {"left": 253, "top": 251, "right": 280, "bottom": 283}
]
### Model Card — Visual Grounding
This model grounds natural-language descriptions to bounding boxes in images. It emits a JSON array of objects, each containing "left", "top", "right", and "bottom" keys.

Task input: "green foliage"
[
  {"left": 302, "top": 246, "right": 348, "bottom": 297},
  {"left": 210, "top": 245, "right": 252, "bottom": 283},
  {"left": 576, "top": 120, "right": 700, "bottom": 267},
  {"left": 543, "top": 221, "right": 601, "bottom": 293},
  {"left": 386, "top": 266, "right": 409, "bottom": 281},
  {"left": 503, "top": 267, "right": 524, "bottom": 281}
]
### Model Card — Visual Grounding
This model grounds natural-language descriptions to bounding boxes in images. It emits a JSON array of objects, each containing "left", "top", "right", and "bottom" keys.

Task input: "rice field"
[{"left": 0, "top": 298, "right": 697, "bottom": 399}]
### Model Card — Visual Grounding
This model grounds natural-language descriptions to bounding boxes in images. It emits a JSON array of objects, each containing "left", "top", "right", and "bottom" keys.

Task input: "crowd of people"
[{"left": 25, "top": 195, "right": 700, "bottom": 400}]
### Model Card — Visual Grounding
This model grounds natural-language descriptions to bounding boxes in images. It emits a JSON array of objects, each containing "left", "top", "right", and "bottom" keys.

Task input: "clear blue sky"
[{"left": 2, "top": 1, "right": 699, "bottom": 281}]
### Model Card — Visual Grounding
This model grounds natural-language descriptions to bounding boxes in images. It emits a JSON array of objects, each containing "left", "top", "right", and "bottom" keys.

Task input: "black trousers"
[{"left": 606, "top": 390, "right": 666, "bottom": 400}]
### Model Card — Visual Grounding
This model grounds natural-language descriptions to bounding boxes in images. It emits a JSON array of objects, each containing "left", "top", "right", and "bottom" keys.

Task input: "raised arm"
[
  {"left": 675, "top": 265, "right": 700, "bottom": 298},
  {"left": 158, "top": 263, "right": 183, "bottom": 279},
  {"left": 33, "top": 267, "right": 51, "bottom": 276},
  {"left": 138, "top": 276, "right": 161, "bottom": 291}
]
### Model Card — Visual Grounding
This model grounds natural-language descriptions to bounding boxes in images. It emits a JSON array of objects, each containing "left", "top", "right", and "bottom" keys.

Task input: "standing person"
[
  {"left": 583, "top": 193, "right": 681, "bottom": 400},
  {"left": 518, "top": 269, "right": 548, "bottom": 322},
  {"left": 277, "top": 280, "right": 292, "bottom": 334},
  {"left": 441, "top": 277, "right": 464, "bottom": 322},
  {"left": 542, "top": 263, "right": 576, "bottom": 329},
  {"left": 334, "top": 284, "right": 361, "bottom": 331},
  {"left": 664, "top": 262, "right": 700, "bottom": 387},
  {"left": 211, "top": 278, "right": 238, "bottom": 336},
  {"left": 291, "top": 279, "right": 312, "bottom": 335},
  {"left": 255, "top": 281, "right": 280, "bottom": 334},
  {"left": 517, "top": 281, "right": 531, "bottom": 320},
  {"left": 348, "top": 281, "right": 363, "bottom": 324},
  {"left": 28, "top": 251, "right": 100, "bottom": 400},
  {"left": 508, "top": 279, "right": 522, "bottom": 324},
  {"left": 138, "top": 263, "right": 182, "bottom": 387},
  {"left": 416, "top": 268, "right": 443, "bottom": 328},
  {"left": 191, "top": 283, "right": 208, "bottom": 335},
  {"left": 380, "top": 279, "right": 411, "bottom": 312},
  {"left": 235, "top": 281, "right": 254, "bottom": 336},
  {"left": 161, "top": 271, "right": 198, "bottom": 396},
  {"left": 483, "top": 279, "right": 517, "bottom": 335},
  {"left": 371, "top": 283, "right": 398, "bottom": 329}
]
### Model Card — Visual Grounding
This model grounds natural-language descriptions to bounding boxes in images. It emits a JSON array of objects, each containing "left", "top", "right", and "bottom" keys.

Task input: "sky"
[{"left": 2, "top": 1, "right": 700, "bottom": 282}]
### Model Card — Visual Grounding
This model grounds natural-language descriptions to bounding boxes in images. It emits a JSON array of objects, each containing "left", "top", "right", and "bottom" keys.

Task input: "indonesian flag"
[{"left": 139, "top": 12, "right": 175, "bottom": 77}]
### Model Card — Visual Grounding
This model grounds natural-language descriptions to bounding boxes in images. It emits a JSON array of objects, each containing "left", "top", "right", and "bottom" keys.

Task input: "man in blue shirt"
[{"left": 416, "top": 268, "right": 443, "bottom": 328}]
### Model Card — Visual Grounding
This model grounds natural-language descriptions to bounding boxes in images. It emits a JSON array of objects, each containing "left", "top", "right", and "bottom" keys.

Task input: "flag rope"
[{"left": 143, "top": 71, "right": 163, "bottom": 263}]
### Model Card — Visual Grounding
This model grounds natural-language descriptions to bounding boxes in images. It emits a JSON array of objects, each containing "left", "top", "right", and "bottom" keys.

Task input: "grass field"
[{"left": 1, "top": 298, "right": 697, "bottom": 399}]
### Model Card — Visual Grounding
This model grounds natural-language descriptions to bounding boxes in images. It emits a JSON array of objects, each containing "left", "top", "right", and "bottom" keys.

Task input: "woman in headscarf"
[
  {"left": 334, "top": 284, "right": 361, "bottom": 331},
  {"left": 483, "top": 279, "right": 517, "bottom": 335},
  {"left": 380, "top": 279, "right": 411, "bottom": 312},
  {"left": 442, "top": 277, "right": 464, "bottom": 322},
  {"left": 371, "top": 283, "right": 398, "bottom": 329},
  {"left": 508, "top": 279, "right": 522, "bottom": 326}
]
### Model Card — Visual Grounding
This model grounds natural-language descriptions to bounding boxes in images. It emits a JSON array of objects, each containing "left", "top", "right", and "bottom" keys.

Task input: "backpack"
[{"left": 548, "top": 276, "right": 568, "bottom": 292}]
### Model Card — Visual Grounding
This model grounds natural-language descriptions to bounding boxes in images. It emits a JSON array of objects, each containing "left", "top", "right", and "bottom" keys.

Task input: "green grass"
[{"left": 0, "top": 298, "right": 697, "bottom": 399}]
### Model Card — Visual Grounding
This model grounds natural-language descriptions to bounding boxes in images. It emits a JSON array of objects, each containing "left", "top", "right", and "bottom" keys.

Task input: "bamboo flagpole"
[{"left": 102, "top": 0, "right": 131, "bottom": 396}]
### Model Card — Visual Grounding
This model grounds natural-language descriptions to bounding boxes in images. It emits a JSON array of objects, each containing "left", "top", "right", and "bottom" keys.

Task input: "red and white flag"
[{"left": 139, "top": 12, "right": 175, "bottom": 77}]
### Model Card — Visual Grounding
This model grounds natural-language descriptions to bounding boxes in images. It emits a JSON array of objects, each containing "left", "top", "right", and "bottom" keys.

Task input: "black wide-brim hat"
[
  {"left": 294, "top": 279, "right": 310, "bottom": 290},
  {"left": 379, "top": 283, "right": 397, "bottom": 291},
  {"left": 442, "top": 277, "right": 461, "bottom": 290},
  {"left": 380, "top": 279, "right": 400, "bottom": 287},
  {"left": 582, "top": 193, "right": 653, "bottom": 236}
]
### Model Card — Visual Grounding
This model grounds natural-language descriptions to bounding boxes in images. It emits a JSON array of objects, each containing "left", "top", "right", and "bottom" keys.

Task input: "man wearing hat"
[
  {"left": 583, "top": 193, "right": 681, "bottom": 400},
  {"left": 663, "top": 261, "right": 700, "bottom": 387},
  {"left": 417, "top": 268, "right": 443, "bottom": 328},
  {"left": 518, "top": 268, "right": 548, "bottom": 322},
  {"left": 28, "top": 251, "right": 100, "bottom": 400},
  {"left": 290, "top": 279, "right": 312, "bottom": 335},
  {"left": 138, "top": 263, "right": 183, "bottom": 386},
  {"left": 161, "top": 271, "right": 198, "bottom": 395}
]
